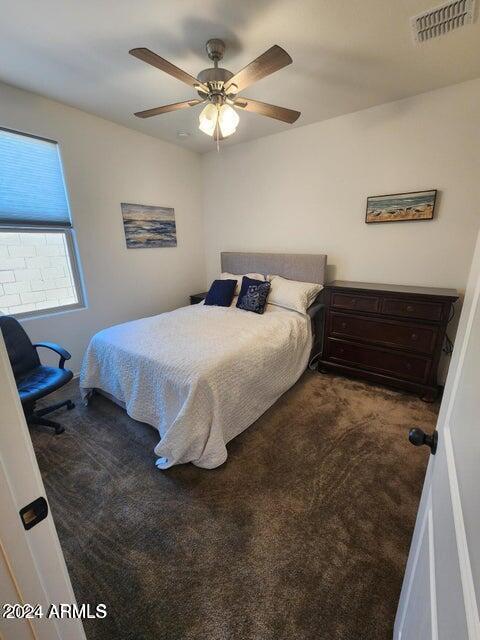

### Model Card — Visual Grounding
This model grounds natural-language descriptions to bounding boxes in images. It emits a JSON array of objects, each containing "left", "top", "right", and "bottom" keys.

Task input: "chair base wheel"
[
  {"left": 25, "top": 398, "right": 73, "bottom": 435},
  {"left": 28, "top": 415, "right": 65, "bottom": 434}
]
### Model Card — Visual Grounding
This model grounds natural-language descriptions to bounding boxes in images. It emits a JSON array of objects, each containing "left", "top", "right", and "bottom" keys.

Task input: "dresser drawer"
[
  {"left": 330, "top": 312, "right": 438, "bottom": 354},
  {"left": 331, "top": 292, "right": 379, "bottom": 313},
  {"left": 381, "top": 297, "right": 443, "bottom": 322},
  {"left": 326, "top": 338, "right": 431, "bottom": 383}
]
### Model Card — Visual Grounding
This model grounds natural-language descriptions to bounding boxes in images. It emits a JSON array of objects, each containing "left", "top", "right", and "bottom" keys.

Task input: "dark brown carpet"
[{"left": 30, "top": 372, "right": 438, "bottom": 640}]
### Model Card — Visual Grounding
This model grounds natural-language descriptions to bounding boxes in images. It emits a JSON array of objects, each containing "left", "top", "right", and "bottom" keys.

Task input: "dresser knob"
[
  {"left": 405, "top": 362, "right": 412, "bottom": 370},
  {"left": 339, "top": 348, "right": 345, "bottom": 354},
  {"left": 351, "top": 298, "right": 357, "bottom": 305},
  {"left": 341, "top": 322, "right": 347, "bottom": 329},
  {"left": 406, "top": 305, "right": 414, "bottom": 312},
  {"left": 411, "top": 333, "right": 418, "bottom": 341}
]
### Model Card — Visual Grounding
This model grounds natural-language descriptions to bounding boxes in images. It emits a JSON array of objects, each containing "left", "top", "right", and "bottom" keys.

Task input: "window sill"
[{"left": 11, "top": 302, "right": 87, "bottom": 322}]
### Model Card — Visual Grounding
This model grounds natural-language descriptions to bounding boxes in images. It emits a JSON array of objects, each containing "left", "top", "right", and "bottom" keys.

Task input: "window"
[{"left": 0, "top": 128, "right": 84, "bottom": 317}]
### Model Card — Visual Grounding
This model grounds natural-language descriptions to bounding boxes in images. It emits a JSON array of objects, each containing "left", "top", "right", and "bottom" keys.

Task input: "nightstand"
[{"left": 190, "top": 292, "right": 208, "bottom": 305}]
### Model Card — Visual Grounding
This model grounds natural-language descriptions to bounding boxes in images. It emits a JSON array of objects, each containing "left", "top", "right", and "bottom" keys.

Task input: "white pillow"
[
  {"left": 267, "top": 275, "right": 323, "bottom": 313},
  {"left": 220, "top": 272, "right": 265, "bottom": 296}
]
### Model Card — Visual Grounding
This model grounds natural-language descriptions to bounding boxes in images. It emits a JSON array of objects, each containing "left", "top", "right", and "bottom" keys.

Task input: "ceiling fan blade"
[
  {"left": 234, "top": 98, "right": 300, "bottom": 124},
  {"left": 134, "top": 99, "right": 204, "bottom": 119},
  {"left": 226, "top": 45, "right": 292, "bottom": 93},
  {"left": 129, "top": 47, "right": 207, "bottom": 91}
]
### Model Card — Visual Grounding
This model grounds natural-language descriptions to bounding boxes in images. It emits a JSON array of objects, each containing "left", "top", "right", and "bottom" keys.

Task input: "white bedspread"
[{"left": 80, "top": 303, "right": 312, "bottom": 469}]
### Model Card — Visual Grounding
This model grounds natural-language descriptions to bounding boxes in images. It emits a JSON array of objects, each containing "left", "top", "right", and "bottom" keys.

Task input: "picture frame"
[
  {"left": 365, "top": 190, "right": 437, "bottom": 224},
  {"left": 121, "top": 202, "right": 177, "bottom": 248}
]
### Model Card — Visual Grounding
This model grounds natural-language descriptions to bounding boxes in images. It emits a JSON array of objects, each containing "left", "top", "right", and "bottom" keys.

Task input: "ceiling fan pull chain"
[{"left": 215, "top": 120, "right": 220, "bottom": 153}]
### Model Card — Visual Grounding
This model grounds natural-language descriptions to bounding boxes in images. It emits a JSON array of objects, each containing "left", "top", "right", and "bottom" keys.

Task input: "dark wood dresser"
[{"left": 319, "top": 281, "right": 458, "bottom": 400}]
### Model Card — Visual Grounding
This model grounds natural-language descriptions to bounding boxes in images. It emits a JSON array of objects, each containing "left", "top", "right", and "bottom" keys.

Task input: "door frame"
[{"left": 0, "top": 333, "right": 85, "bottom": 640}]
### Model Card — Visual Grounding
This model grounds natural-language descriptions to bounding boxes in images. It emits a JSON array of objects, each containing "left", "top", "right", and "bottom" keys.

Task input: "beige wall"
[
  {"left": 0, "top": 81, "right": 205, "bottom": 372},
  {"left": 1, "top": 78, "right": 479, "bottom": 380},
  {"left": 202, "top": 79, "right": 480, "bottom": 295}
]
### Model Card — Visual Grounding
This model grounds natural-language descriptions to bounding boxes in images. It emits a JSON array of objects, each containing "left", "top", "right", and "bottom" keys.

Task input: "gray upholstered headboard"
[{"left": 220, "top": 252, "right": 327, "bottom": 285}]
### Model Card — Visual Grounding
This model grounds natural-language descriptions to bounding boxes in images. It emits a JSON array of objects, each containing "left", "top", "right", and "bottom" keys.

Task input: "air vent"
[{"left": 411, "top": 0, "right": 476, "bottom": 42}]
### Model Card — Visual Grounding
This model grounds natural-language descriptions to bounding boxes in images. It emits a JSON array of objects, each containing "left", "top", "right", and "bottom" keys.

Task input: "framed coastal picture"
[
  {"left": 121, "top": 203, "right": 177, "bottom": 248},
  {"left": 365, "top": 190, "right": 437, "bottom": 224}
]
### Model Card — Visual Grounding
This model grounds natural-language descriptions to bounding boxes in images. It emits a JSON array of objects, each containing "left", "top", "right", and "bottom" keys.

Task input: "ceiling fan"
[{"left": 129, "top": 38, "right": 300, "bottom": 142}]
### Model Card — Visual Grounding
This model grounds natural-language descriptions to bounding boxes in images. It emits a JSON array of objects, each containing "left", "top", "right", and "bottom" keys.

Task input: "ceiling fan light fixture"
[
  {"left": 218, "top": 104, "right": 239, "bottom": 137},
  {"left": 198, "top": 103, "right": 218, "bottom": 136}
]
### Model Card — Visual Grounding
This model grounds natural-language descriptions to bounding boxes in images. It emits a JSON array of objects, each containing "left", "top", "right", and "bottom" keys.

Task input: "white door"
[
  {"left": 0, "top": 333, "right": 86, "bottom": 640},
  {"left": 395, "top": 231, "right": 480, "bottom": 640}
]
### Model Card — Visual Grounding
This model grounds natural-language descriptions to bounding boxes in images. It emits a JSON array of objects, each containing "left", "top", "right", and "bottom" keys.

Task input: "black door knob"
[{"left": 408, "top": 428, "right": 438, "bottom": 454}]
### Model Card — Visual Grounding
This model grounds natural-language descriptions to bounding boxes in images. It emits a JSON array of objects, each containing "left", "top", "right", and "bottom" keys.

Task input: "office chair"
[{"left": 0, "top": 315, "right": 75, "bottom": 434}]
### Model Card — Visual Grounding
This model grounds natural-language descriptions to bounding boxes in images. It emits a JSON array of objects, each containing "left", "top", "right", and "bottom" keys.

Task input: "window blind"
[{"left": 0, "top": 128, "right": 71, "bottom": 227}]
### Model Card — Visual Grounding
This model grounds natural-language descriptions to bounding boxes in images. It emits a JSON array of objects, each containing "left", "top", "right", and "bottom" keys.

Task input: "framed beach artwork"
[
  {"left": 121, "top": 203, "right": 177, "bottom": 248},
  {"left": 365, "top": 190, "right": 437, "bottom": 224}
]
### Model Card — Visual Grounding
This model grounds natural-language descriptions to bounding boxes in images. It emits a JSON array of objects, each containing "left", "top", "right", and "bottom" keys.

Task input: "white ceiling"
[{"left": 1, "top": 0, "right": 479, "bottom": 153}]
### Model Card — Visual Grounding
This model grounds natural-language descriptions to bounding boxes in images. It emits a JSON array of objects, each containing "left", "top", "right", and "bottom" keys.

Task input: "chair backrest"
[{"left": 0, "top": 315, "right": 40, "bottom": 380}]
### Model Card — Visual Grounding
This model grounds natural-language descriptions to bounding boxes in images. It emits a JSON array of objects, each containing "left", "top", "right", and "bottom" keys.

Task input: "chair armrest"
[{"left": 33, "top": 342, "right": 72, "bottom": 369}]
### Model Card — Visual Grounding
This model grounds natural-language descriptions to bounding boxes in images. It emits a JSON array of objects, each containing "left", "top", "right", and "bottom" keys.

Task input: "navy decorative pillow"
[
  {"left": 204, "top": 279, "right": 237, "bottom": 307},
  {"left": 236, "top": 276, "right": 271, "bottom": 314}
]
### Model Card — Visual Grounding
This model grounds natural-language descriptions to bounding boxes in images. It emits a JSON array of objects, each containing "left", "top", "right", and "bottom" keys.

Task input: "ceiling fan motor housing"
[
  {"left": 197, "top": 67, "right": 234, "bottom": 92},
  {"left": 197, "top": 39, "right": 236, "bottom": 98}
]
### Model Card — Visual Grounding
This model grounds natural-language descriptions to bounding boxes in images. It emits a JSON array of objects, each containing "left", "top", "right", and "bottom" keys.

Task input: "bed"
[{"left": 80, "top": 252, "right": 327, "bottom": 469}]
